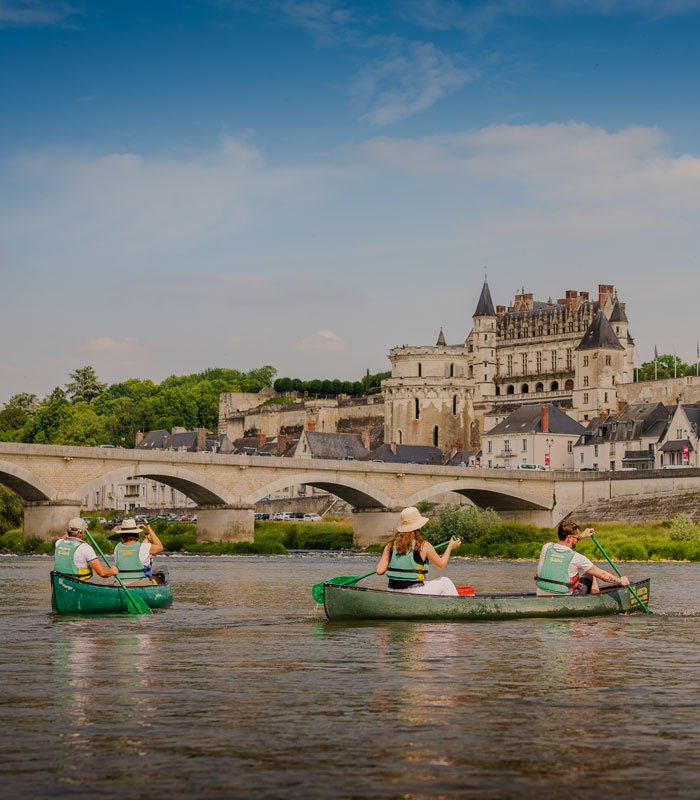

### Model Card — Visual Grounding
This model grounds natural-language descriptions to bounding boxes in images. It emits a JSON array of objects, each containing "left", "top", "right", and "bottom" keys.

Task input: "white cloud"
[
  {"left": 295, "top": 329, "right": 347, "bottom": 350},
  {"left": 79, "top": 336, "right": 142, "bottom": 355},
  {"left": 0, "top": 1, "right": 79, "bottom": 27},
  {"left": 352, "top": 41, "right": 470, "bottom": 126}
]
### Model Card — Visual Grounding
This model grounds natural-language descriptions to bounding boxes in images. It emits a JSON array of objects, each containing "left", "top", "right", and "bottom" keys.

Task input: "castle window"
[
  {"left": 605, "top": 355, "right": 612, "bottom": 366},
  {"left": 433, "top": 426, "right": 439, "bottom": 447},
  {"left": 536, "top": 352, "right": 542, "bottom": 372},
  {"left": 583, "top": 392, "right": 589, "bottom": 404},
  {"left": 535, "top": 382, "right": 544, "bottom": 393},
  {"left": 507, "top": 385, "right": 515, "bottom": 395},
  {"left": 566, "top": 349, "right": 573, "bottom": 369},
  {"left": 487, "top": 441, "right": 492, "bottom": 454},
  {"left": 604, "top": 392, "right": 608, "bottom": 403},
  {"left": 565, "top": 379, "right": 574, "bottom": 391},
  {"left": 567, "top": 441, "right": 573, "bottom": 453},
  {"left": 551, "top": 351, "right": 558, "bottom": 370},
  {"left": 583, "top": 356, "right": 589, "bottom": 367},
  {"left": 449, "top": 363, "right": 454, "bottom": 377},
  {"left": 495, "top": 385, "right": 501, "bottom": 395},
  {"left": 521, "top": 384, "right": 529, "bottom": 394},
  {"left": 583, "top": 376, "right": 589, "bottom": 387},
  {"left": 612, "top": 375, "right": 616, "bottom": 385},
  {"left": 415, "top": 398, "right": 420, "bottom": 420},
  {"left": 469, "top": 365, "right": 473, "bottom": 378},
  {"left": 521, "top": 354, "right": 527, "bottom": 373},
  {"left": 507, "top": 355, "right": 513, "bottom": 376},
  {"left": 418, "top": 363, "right": 422, "bottom": 377},
  {"left": 551, "top": 381, "right": 559, "bottom": 391},
  {"left": 453, "top": 395, "right": 457, "bottom": 415},
  {"left": 398, "top": 429, "right": 403, "bottom": 444}
]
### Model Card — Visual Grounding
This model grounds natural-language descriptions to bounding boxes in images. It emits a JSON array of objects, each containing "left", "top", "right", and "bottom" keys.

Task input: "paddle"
[
  {"left": 85, "top": 528, "right": 152, "bottom": 616},
  {"left": 311, "top": 538, "right": 455, "bottom": 604},
  {"left": 591, "top": 534, "right": 652, "bottom": 614}
]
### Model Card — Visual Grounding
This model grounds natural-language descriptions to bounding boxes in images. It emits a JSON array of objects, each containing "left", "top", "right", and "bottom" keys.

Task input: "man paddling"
[
  {"left": 53, "top": 517, "right": 119, "bottom": 582},
  {"left": 536, "top": 519, "right": 630, "bottom": 597},
  {"left": 109, "top": 518, "right": 163, "bottom": 584}
]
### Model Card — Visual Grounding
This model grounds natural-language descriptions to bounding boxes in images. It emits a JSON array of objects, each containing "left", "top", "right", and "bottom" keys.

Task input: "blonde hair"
[{"left": 389, "top": 529, "right": 426, "bottom": 556}]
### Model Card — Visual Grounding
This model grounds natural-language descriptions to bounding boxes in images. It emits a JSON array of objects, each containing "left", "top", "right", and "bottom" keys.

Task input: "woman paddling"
[{"left": 375, "top": 506, "right": 461, "bottom": 596}]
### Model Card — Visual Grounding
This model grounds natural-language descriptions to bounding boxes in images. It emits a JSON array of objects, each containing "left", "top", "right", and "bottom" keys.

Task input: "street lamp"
[{"left": 545, "top": 438, "right": 554, "bottom": 470}]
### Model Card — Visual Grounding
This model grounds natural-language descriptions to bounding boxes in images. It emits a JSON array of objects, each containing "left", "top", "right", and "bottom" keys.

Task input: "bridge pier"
[
  {"left": 23, "top": 500, "right": 83, "bottom": 541},
  {"left": 197, "top": 505, "right": 254, "bottom": 542},
  {"left": 352, "top": 508, "right": 402, "bottom": 548}
]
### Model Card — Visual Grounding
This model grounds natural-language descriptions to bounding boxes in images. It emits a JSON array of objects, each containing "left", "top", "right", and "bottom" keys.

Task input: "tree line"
[
  {"left": 273, "top": 370, "right": 390, "bottom": 397},
  {"left": 637, "top": 354, "right": 699, "bottom": 381},
  {"left": 0, "top": 365, "right": 277, "bottom": 447}
]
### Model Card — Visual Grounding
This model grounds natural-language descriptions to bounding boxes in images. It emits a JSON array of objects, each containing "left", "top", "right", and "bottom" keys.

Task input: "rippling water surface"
[{"left": 1, "top": 555, "right": 699, "bottom": 799}]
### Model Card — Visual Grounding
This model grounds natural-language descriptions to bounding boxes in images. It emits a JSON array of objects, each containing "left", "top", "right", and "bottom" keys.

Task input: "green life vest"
[
  {"left": 114, "top": 541, "right": 149, "bottom": 580},
  {"left": 536, "top": 543, "right": 577, "bottom": 594},
  {"left": 54, "top": 537, "right": 92, "bottom": 581},
  {"left": 386, "top": 541, "right": 428, "bottom": 583}
]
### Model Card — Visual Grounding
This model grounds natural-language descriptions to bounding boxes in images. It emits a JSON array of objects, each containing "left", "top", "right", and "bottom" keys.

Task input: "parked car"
[
  {"left": 272, "top": 512, "right": 292, "bottom": 521},
  {"left": 291, "top": 512, "right": 305, "bottom": 519},
  {"left": 517, "top": 463, "right": 547, "bottom": 471},
  {"left": 255, "top": 513, "right": 270, "bottom": 520},
  {"left": 303, "top": 513, "right": 322, "bottom": 522}
]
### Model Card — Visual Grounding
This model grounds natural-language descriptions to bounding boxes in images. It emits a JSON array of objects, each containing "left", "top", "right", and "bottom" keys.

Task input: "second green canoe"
[{"left": 324, "top": 578, "right": 651, "bottom": 621}]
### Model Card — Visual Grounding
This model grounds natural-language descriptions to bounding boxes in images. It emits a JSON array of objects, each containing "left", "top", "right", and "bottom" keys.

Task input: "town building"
[
  {"left": 381, "top": 280, "right": 635, "bottom": 452},
  {"left": 481, "top": 403, "right": 585, "bottom": 471}
]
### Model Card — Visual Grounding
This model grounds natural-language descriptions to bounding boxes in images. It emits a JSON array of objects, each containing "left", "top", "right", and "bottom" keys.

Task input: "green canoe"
[
  {"left": 323, "top": 578, "right": 651, "bottom": 621},
  {"left": 51, "top": 571, "right": 174, "bottom": 615}
]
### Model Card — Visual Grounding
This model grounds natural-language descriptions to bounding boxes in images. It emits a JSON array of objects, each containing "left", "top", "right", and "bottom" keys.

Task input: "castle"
[
  {"left": 381, "top": 281, "right": 635, "bottom": 451},
  {"left": 219, "top": 281, "right": 636, "bottom": 455}
]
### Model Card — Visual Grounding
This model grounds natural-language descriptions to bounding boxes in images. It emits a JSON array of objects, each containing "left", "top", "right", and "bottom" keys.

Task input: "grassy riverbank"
[{"left": 2, "top": 508, "right": 700, "bottom": 561}]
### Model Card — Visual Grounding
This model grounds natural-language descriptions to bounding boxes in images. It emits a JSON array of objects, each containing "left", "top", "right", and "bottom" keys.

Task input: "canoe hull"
[
  {"left": 51, "top": 571, "right": 173, "bottom": 615},
  {"left": 323, "top": 579, "right": 651, "bottom": 621}
]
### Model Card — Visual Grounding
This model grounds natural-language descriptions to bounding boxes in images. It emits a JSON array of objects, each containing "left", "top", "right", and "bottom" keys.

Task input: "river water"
[{"left": 1, "top": 554, "right": 699, "bottom": 799}]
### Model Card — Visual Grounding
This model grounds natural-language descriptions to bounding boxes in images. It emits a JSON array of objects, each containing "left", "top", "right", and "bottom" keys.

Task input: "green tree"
[
  {"left": 5, "top": 393, "right": 38, "bottom": 414},
  {"left": 637, "top": 354, "right": 693, "bottom": 381},
  {"left": 274, "top": 377, "right": 293, "bottom": 393},
  {"left": 22, "top": 387, "right": 71, "bottom": 444},
  {"left": 0, "top": 486, "right": 22, "bottom": 535},
  {"left": 65, "top": 366, "right": 106, "bottom": 404}
]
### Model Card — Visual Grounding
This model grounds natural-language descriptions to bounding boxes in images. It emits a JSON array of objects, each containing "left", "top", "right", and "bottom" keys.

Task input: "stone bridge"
[{"left": 1, "top": 442, "right": 699, "bottom": 545}]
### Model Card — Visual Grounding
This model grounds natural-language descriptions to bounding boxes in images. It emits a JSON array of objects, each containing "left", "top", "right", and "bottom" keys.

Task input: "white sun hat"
[{"left": 396, "top": 506, "right": 430, "bottom": 533}]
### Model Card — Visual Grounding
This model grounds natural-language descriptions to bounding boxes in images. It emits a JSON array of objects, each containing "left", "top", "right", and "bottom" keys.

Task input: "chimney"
[
  {"left": 617, "top": 399, "right": 628, "bottom": 412},
  {"left": 360, "top": 427, "right": 371, "bottom": 451},
  {"left": 256, "top": 432, "right": 267, "bottom": 451},
  {"left": 197, "top": 427, "right": 207, "bottom": 452},
  {"left": 277, "top": 432, "right": 289, "bottom": 456},
  {"left": 306, "top": 420, "right": 316, "bottom": 433},
  {"left": 496, "top": 305, "right": 506, "bottom": 314},
  {"left": 598, "top": 284, "right": 614, "bottom": 309},
  {"left": 541, "top": 405, "right": 550, "bottom": 433},
  {"left": 565, "top": 290, "right": 577, "bottom": 312},
  {"left": 135, "top": 431, "right": 144, "bottom": 446}
]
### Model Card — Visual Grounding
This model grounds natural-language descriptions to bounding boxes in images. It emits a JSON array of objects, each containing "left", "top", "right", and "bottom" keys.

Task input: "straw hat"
[
  {"left": 109, "top": 518, "right": 143, "bottom": 538},
  {"left": 396, "top": 506, "right": 429, "bottom": 533}
]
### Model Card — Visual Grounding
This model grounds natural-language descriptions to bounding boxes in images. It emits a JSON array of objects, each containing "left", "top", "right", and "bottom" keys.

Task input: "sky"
[{"left": 2, "top": 0, "right": 700, "bottom": 402}]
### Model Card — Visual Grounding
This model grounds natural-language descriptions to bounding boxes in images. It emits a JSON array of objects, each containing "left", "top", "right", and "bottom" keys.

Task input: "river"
[{"left": 1, "top": 555, "right": 699, "bottom": 799}]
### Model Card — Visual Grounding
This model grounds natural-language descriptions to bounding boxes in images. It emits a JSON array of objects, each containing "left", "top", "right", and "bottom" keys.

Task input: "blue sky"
[{"left": 2, "top": 0, "right": 700, "bottom": 400}]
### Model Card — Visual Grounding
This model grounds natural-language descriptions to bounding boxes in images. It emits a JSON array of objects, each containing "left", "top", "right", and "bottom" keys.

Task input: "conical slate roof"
[
  {"left": 474, "top": 280, "right": 496, "bottom": 317},
  {"left": 609, "top": 300, "right": 628, "bottom": 323},
  {"left": 436, "top": 328, "right": 446, "bottom": 346},
  {"left": 576, "top": 310, "right": 625, "bottom": 351}
]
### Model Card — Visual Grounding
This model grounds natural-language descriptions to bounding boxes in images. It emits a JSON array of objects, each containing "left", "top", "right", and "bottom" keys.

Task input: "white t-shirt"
[
  {"left": 138, "top": 541, "right": 152, "bottom": 566},
  {"left": 536, "top": 542, "right": 594, "bottom": 596},
  {"left": 72, "top": 542, "right": 99, "bottom": 571}
]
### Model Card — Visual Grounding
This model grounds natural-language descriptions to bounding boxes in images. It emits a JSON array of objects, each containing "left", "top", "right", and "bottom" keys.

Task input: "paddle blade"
[
  {"left": 311, "top": 573, "right": 373, "bottom": 604},
  {"left": 120, "top": 583, "right": 152, "bottom": 615}
]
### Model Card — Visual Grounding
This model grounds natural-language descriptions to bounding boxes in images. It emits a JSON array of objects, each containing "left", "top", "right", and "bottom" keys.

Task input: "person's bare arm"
[
  {"left": 586, "top": 565, "right": 629, "bottom": 586},
  {"left": 376, "top": 543, "right": 391, "bottom": 575},
  {"left": 143, "top": 525, "right": 164, "bottom": 556},
  {"left": 421, "top": 538, "right": 461, "bottom": 569},
  {"left": 88, "top": 558, "right": 118, "bottom": 578}
]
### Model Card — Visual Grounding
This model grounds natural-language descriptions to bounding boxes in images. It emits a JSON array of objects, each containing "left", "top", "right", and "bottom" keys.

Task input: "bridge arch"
[
  {"left": 245, "top": 471, "right": 395, "bottom": 510},
  {"left": 404, "top": 479, "right": 552, "bottom": 513},
  {"left": 74, "top": 465, "right": 237, "bottom": 507},
  {"left": 0, "top": 459, "right": 56, "bottom": 502}
]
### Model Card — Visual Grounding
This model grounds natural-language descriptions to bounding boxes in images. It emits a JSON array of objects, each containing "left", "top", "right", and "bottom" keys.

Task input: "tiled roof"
[
  {"left": 445, "top": 450, "right": 476, "bottom": 466},
  {"left": 576, "top": 310, "right": 625, "bottom": 351},
  {"left": 474, "top": 280, "right": 496, "bottom": 317},
  {"left": 486, "top": 404, "right": 585, "bottom": 436},
  {"left": 367, "top": 444, "right": 444, "bottom": 465},
  {"left": 137, "top": 430, "right": 170, "bottom": 449},
  {"left": 302, "top": 431, "right": 369, "bottom": 460}
]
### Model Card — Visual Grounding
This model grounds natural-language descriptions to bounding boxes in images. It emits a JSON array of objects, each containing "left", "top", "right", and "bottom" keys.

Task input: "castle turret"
[
  {"left": 610, "top": 298, "right": 634, "bottom": 383},
  {"left": 573, "top": 310, "right": 625, "bottom": 422},
  {"left": 468, "top": 281, "right": 498, "bottom": 442}
]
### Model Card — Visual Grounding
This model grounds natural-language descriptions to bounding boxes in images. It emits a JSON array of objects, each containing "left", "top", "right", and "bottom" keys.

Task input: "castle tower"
[
  {"left": 609, "top": 298, "right": 634, "bottom": 383},
  {"left": 573, "top": 310, "right": 626, "bottom": 421},
  {"left": 469, "top": 280, "right": 498, "bottom": 400}
]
